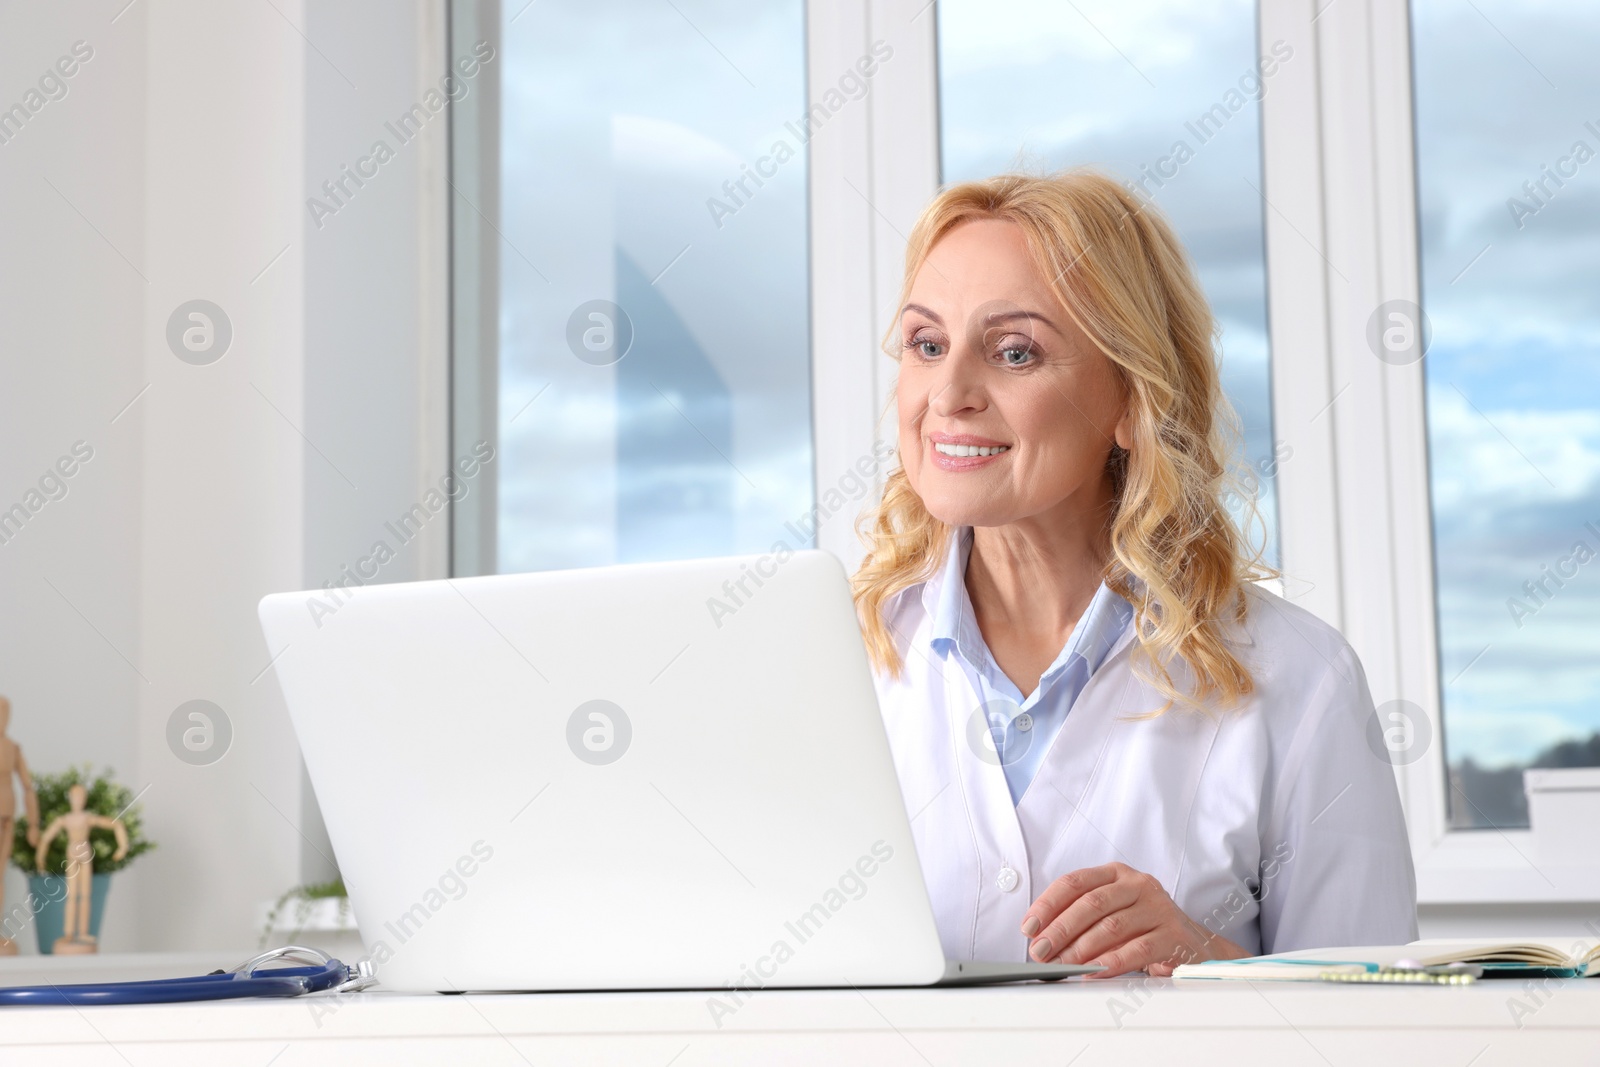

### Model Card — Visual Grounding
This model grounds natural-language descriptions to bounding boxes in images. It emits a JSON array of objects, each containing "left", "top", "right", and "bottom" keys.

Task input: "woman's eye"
[
  {"left": 907, "top": 338, "right": 944, "bottom": 359},
  {"left": 998, "top": 346, "right": 1035, "bottom": 366}
]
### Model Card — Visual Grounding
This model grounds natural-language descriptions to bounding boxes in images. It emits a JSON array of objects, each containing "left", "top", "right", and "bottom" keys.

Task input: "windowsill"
[{"left": 1415, "top": 829, "right": 1600, "bottom": 904}]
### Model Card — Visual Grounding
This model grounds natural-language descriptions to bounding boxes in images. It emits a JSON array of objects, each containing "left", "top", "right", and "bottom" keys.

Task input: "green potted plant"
[
  {"left": 10, "top": 765, "right": 155, "bottom": 953},
  {"left": 259, "top": 877, "right": 352, "bottom": 948}
]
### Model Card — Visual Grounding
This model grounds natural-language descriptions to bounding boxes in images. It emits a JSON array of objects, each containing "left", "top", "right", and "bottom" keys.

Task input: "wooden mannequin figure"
[
  {"left": 0, "top": 696, "right": 41, "bottom": 956},
  {"left": 36, "top": 783, "right": 126, "bottom": 955}
]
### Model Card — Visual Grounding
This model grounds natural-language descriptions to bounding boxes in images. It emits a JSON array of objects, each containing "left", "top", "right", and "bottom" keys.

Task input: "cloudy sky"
[
  {"left": 494, "top": 0, "right": 812, "bottom": 574},
  {"left": 1410, "top": 0, "right": 1600, "bottom": 783}
]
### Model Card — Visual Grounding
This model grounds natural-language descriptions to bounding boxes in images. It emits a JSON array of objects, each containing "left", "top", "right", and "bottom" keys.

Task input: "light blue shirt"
[{"left": 927, "top": 527, "right": 1134, "bottom": 805}]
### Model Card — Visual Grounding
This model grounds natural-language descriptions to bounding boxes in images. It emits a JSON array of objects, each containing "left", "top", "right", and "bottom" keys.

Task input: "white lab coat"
[{"left": 872, "top": 576, "right": 1418, "bottom": 962}]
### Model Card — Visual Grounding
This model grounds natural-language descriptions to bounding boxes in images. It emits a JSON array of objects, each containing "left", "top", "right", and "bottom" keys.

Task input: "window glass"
[
  {"left": 937, "top": 0, "right": 1281, "bottom": 565},
  {"left": 1411, "top": 0, "right": 1600, "bottom": 828},
  {"left": 477, "top": 0, "right": 813, "bottom": 573}
]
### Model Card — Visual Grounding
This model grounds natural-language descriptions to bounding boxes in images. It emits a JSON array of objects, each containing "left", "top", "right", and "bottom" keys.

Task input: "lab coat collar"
[
  {"left": 1091, "top": 588, "right": 1259, "bottom": 679},
  {"left": 917, "top": 527, "right": 956, "bottom": 624},
  {"left": 925, "top": 526, "right": 977, "bottom": 663}
]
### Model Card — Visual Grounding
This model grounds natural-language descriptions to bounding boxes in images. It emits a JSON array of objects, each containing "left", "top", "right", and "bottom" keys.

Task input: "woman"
[{"left": 852, "top": 170, "right": 1416, "bottom": 978}]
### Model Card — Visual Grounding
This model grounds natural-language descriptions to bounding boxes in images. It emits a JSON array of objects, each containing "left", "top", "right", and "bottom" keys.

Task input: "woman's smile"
[{"left": 928, "top": 431, "right": 1011, "bottom": 471}]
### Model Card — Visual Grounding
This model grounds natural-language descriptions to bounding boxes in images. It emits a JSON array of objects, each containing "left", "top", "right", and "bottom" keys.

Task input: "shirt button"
[
  {"left": 996, "top": 866, "right": 1020, "bottom": 892},
  {"left": 1015, "top": 713, "right": 1033, "bottom": 732}
]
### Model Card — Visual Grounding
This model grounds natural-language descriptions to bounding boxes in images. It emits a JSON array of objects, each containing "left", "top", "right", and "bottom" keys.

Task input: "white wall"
[
  {"left": 132, "top": 0, "right": 308, "bottom": 952},
  {"left": 0, "top": 0, "right": 445, "bottom": 954},
  {"left": 0, "top": 0, "right": 148, "bottom": 952},
  {"left": 0, "top": 0, "right": 316, "bottom": 953}
]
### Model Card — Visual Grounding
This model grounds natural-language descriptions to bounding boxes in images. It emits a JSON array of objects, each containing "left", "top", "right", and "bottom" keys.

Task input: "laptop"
[{"left": 258, "top": 550, "right": 1098, "bottom": 992}]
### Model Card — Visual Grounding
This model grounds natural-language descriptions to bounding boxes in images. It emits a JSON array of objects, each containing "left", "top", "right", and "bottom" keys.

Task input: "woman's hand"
[{"left": 1020, "top": 862, "right": 1249, "bottom": 977}]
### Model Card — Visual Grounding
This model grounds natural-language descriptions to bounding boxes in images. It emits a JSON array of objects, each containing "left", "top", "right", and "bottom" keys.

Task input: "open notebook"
[{"left": 1173, "top": 939, "right": 1600, "bottom": 980}]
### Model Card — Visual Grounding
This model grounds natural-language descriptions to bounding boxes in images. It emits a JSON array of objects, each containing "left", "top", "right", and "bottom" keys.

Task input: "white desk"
[{"left": 2, "top": 952, "right": 1595, "bottom": 1065}]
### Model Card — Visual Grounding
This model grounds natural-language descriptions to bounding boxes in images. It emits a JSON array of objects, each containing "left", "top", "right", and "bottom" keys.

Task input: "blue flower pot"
[{"left": 26, "top": 873, "right": 112, "bottom": 954}]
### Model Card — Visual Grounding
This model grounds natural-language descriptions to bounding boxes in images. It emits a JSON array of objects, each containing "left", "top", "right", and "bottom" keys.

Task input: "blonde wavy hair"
[{"left": 851, "top": 168, "right": 1274, "bottom": 714}]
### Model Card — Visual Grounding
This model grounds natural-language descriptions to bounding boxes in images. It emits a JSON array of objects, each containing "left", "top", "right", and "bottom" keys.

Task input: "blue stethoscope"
[{"left": 0, "top": 946, "right": 375, "bottom": 1006}]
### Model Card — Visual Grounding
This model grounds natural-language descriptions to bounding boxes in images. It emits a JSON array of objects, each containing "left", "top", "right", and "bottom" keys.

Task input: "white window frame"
[
  {"left": 804, "top": 0, "right": 941, "bottom": 571},
  {"left": 804, "top": 0, "right": 1600, "bottom": 904}
]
